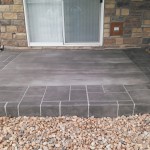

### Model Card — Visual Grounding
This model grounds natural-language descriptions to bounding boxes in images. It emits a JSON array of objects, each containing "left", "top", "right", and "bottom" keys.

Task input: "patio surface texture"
[{"left": 0, "top": 48, "right": 150, "bottom": 117}]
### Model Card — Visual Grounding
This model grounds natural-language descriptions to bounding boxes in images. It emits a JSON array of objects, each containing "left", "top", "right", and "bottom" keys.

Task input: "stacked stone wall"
[
  {"left": 0, "top": 0, "right": 27, "bottom": 47},
  {"left": 104, "top": 0, "right": 150, "bottom": 48},
  {"left": 0, "top": 0, "right": 149, "bottom": 48}
]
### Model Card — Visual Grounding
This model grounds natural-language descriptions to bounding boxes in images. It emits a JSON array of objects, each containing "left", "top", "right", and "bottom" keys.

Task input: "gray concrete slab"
[
  {"left": 0, "top": 49, "right": 149, "bottom": 86},
  {"left": 89, "top": 101, "right": 118, "bottom": 118},
  {"left": 118, "top": 101, "right": 134, "bottom": 116},
  {"left": 0, "top": 49, "right": 149, "bottom": 117},
  {"left": 0, "top": 84, "right": 149, "bottom": 117}
]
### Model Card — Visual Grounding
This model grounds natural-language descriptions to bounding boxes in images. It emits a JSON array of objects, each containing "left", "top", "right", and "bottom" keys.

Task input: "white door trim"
[
  {"left": 100, "top": 0, "right": 104, "bottom": 46},
  {"left": 23, "top": 0, "right": 104, "bottom": 47},
  {"left": 23, "top": 0, "right": 30, "bottom": 46}
]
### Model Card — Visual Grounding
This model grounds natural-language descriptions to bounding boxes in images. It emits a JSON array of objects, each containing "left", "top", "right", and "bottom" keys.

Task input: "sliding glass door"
[
  {"left": 25, "top": 0, "right": 101, "bottom": 46},
  {"left": 26, "top": 0, "right": 63, "bottom": 45}
]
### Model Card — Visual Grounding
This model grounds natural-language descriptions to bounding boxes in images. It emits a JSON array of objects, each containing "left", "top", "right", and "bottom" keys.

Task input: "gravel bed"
[{"left": 0, "top": 114, "right": 150, "bottom": 150}]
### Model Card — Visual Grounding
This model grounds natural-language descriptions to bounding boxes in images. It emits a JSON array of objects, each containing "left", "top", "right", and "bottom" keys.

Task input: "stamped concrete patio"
[{"left": 0, "top": 48, "right": 150, "bottom": 117}]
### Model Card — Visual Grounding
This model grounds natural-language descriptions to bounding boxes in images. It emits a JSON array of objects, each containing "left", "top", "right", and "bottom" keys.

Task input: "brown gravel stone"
[{"left": 0, "top": 114, "right": 149, "bottom": 149}]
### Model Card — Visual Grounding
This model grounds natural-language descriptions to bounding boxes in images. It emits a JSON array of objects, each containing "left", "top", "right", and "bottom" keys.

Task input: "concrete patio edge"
[
  {"left": 0, "top": 84, "right": 150, "bottom": 118},
  {"left": 0, "top": 100, "right": 150, "bottom": 118}
]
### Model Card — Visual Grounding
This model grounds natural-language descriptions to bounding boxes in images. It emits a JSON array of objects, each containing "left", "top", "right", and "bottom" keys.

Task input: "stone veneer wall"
[
  {"left": 104, "top": 0, "right": 150, "bottom": 48},
  {"left": 0, "top": 0, "right": 150, "bottom": 48},
  {"left": 0, "top": 0, "right": 27, "bottom": 47}
]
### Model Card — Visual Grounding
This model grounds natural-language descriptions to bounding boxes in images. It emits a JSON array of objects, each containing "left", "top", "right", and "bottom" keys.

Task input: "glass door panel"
[
  {"left": 26, "top": 0, "right": 63, "bottom": 44},
  {"left": 63, "top": 0, "right": 100, "bottom": 43}
]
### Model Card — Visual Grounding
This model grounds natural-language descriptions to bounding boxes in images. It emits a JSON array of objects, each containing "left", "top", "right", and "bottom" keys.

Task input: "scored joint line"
[
  {"left": 40, "top": 86, "right": 47, "bottom": 117},
  {"left": 17, "top": 86, "right": 29, "bottom": 117},
  {"left": 86, "top": 85, "right": 89, "bottom": 118},
  {"left": 4, "top": 102, "right": 8, "bottom": 117},
  {"left": 117, "top": 101, "right": 119, "bottom": 117},
  {"left": 59, "top": 101, "right": 61, "bottom": 117},
  {"left": 102, "top": 85, "right": 106, "bottom": 93},
  {"left": 123, "top": 85, "right": 135, "bottom": 115}
]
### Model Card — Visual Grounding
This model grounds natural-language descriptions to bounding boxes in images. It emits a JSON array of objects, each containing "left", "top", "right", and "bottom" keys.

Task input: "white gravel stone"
[{"left": 0, "top": 114, "right": 150, "bottom": 149}]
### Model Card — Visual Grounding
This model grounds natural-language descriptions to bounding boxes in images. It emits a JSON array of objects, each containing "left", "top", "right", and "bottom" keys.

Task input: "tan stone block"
[
  {"left": 2, "top": 40, "right": 17, "bottom": 47},
  {"left": 104, "top": 32, "right": 110, "bottom": 37},
  {"left": 132, "top": 28, "right": 142, "bottom": 33},
  {"left": 105, "top": 4, "right": 115, "bottom": 9},
  {"left": 105, "top": 0, "right": 115, "bottom": 4},
  {"left": 18, "top": 40, "right": 28, "bottom": 47},
  {"left": 14, "top": 0, "right": 23, "bottom": 4},
  {"left": 104, "top": 24, "right": 110, "bottom": 29},
  {"left": 15, "top": 33, "right": 27, "bottom": 40},
  {"left": 1, "top": 33, "right": 12, "bottom": 39},
  {"left": 1, "top": 0, "right": 13, "bottom": 4},
  {"left": 143, "top": 28, "right": 150, "bottom": 32},
  {"left": 1, "top": 26, "right": 6, "bottom": 32},
  {"left": 11, "top": 5, "right": 23, "bottom": 12},
  {"left": 0, "top": 5, "right": 10, "bottom": 12},
  {"left": 143, "top": 20, "right": 150, "bottom": 25},
  {"left": 132, "top": 33, "right": 143, "bottom": 37},
  {"left": 17, "top": 13, "right": 24, "bottom": 20},
  {"left": 116, "top": 9, "right": 120, "bottom": 16},
  {"left": 120, "top": 45, "right": 127, "bottom": 48},
  {"left": 7, "top": 26, "right": 17, "bottom": 32},
  {"left": 3, "top": 13, "right": 17, "bottom": 19},
  {"left": 105, "top": 8, "right": 115, "bottom": 16},
  {"left": 104, "top": 17, "right": 110, "bottom": 23},
  {"left": 104, "top": 29, "right": 110, "bottom": 33},
  {"left": 123, "top": 38, "right": 142, "bottom": 45},
  {"left": 121, "top": 9, "right": 129, "bottom": 16},
  {"left": 11, "top": 20, "right": 25, "bottom": 26},
  {"left": 104, "top": 38, "right": 116, "bottom": 46},
  {"left": 116, "top": 38, "right": 123, "bottom": 45},
  {"left": 17, "top": 26, "right": 26, "bottom": 33},
  {"left": 142, "top": 32, "right": 150, "bottom": 37},
  {"left": 131, "top": 0, "right": 143, "bottom": 1}
]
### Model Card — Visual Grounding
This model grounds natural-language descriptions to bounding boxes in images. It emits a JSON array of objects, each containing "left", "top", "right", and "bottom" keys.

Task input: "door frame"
[{"left": 23, "top": 0, "right": 104, "bottom": 47}]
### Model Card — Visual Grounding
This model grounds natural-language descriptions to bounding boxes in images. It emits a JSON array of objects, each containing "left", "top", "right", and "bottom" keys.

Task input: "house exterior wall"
[
  {"left": 0, "top": 0, "right": 27, "bottom": 47},
  {"left": 104, "top": 0, "right": 150, "bottom": 48},
  {"left": 0, "top": 0, "right": 150, "bottom": 48}
]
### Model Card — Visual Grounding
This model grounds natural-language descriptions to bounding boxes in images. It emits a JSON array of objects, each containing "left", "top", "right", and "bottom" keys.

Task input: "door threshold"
[{"left": 29, "top": 43, "right": 102, "bottom": 47}]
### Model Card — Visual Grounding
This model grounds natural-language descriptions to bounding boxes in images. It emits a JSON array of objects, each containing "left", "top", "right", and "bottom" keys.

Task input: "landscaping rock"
[{"left": 0, "top": 114, "right": 149, "bottom": 149}]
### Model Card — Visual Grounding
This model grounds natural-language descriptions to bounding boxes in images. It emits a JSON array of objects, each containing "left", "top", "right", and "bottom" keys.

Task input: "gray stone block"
[
  {"left": 70, "top": 90, "right": 87, "bottom": 101},
  {"left": 25, "top": 86, "right": 46, "bottom": 96},
  {"left": 88, "top": 92, "right": 114, "bottom": 102},
  {"left": 41, "top": 102, "right": 59, "bottom": 117},
  {"left": 0, "top": 91, "right": 23, "bottom": 102},
  {"left": 129, "top": 90, "right": 150, "bottom": 103},
  {"left": 89, "top": 102, "right": 117, "bottom": 118},
  {"left": 142, "top": 38, "right": 150, "bottom": 44},
  {"left": 118, "top": 101, "right": 134, "bottom": 116},
  {"left": 71, "top": 85, "right": 85, "bottom": 90},
  {"left": 87, "top": 85, "right": 103, "bottom": 93},
  {"left": 19, "top": 102, "right": 40, "bottom": 116},
  {"left": 124, "top": 84, "right": 150, "bottom": 91},
  {"left": 6, "top": 102, "right": 19, "bottom": 117},
  {"left": 103, "top": 85, "right": 126, "bottom": 92},
  {"left": 134, "top": 104, "right": 150, "bottom": 115},
  {"left": 116, "top": 0, "right": 130, "bottom": 7},
  {"left": 0, "top": 103, "right": 6, "bottom": 116},
  {"left": 112, "top": 93, "right": 131, "bottom": 101},
  {"left": 44, "top": 86, "right": 69, "bottom": 101},
  {"left": 61, "top": 101, "right": 88, "bottom": 117}
]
